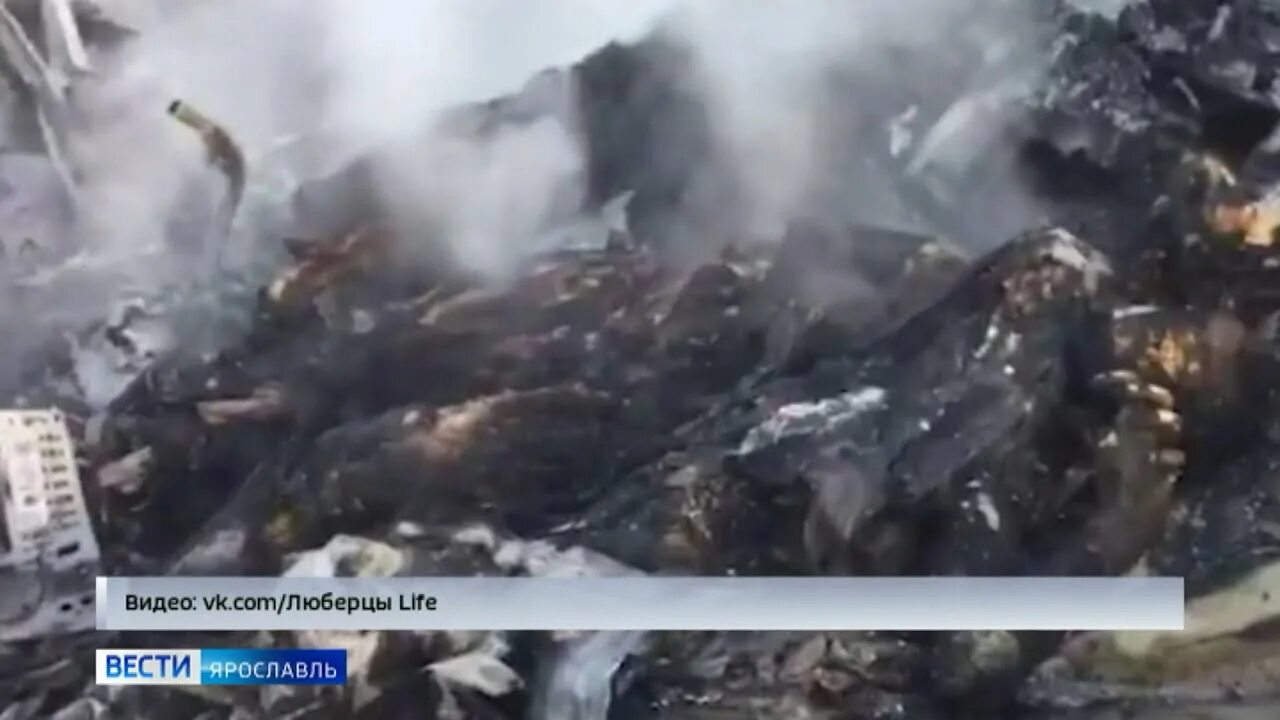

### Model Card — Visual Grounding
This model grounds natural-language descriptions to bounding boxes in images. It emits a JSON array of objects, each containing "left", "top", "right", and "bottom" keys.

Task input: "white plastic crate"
[{"left": 0, "top": 409, "right": 99, "bottom": 641}]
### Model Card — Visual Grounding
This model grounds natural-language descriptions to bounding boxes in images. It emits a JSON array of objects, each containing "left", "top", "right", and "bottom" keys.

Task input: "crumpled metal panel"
[{"left": 0, "top": 408, "right": 98, "bottom": 641}]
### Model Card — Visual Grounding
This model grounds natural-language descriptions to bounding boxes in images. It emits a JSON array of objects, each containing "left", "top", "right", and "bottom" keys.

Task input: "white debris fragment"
[
  {"left": 1044, "top": 229, "right": 1106, "bottom": 271},
  {"left": 975, "top": 493, "right": 1001, "bottom": 531},
  {"left": 1044, "top": 229, "right": 1112, "bottom": 292},
  {"left": 350, "top": 309, "right": 376, "bottom": 334},
  {"left": 738, "top": 386, "right": 887, "bottom": 454},
  {"left": 391, "top": 520, "right": 426, "bottom": 539},
  {"left": 975, "top": 325, "right": 1021, "bottom": 362},
  {"left": 494, "top": 538, "right": 636, "bottom": 578},
  {"left": 430, "top": 652, "right": 524, "bottom": 696},
  {"left": 1003, "top": 332, "right": 1021, "bottom": 354},
  {"left": 452, "top": 523, "right": 499, "bottom": 550},
  {"left": 889, "top": 105, "right": 918, "bottom": 157},
  {"left": 973, "top": 320, "right": 1003, "bottom": 360},
  {"left": 1149, "top": 27, "right": 1188, "bottom": 53},
  {"left": 1112, "top": 304, "right": 1160, "bottom": 319},
  {"left": 1209, "top": 5, "right": 1231, "bottom": 42}
]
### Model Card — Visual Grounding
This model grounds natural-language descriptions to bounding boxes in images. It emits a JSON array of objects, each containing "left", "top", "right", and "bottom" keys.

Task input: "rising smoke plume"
[
  {"left": 665, "top": 0, "right": 1055, "bottom": 248},
  {"left": 0, "top": 0, "right": 676, "bottom": 398},
  {"left": 124, "top": 0, "right": 678, "bottom": 278}
]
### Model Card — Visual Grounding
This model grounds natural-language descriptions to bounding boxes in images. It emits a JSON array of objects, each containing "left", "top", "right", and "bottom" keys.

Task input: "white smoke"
[
  {"left": 0, "top": 0, "right": 676, "bottom": 396},
  {"left": 666, "top": 0, "right": 1053, "bottom": 246},
  {"left": 10, "top": 0, "right": 674, "bottom": 288},
  {"left": 665, "top": 3, "right": 859, "bottom": 240},
  {"left": 377, "top": 111, "right": 587, "bottom": 276}
]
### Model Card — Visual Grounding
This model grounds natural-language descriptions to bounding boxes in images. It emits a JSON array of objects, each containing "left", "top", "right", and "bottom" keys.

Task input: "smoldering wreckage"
[{"left": 10, "top": 0, "right": 1280, "bottom": 718}]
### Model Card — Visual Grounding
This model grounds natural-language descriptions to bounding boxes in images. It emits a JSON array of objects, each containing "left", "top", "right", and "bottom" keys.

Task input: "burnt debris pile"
[{"left": 11, "top": 0, "right": 1280, "bottom": 718}]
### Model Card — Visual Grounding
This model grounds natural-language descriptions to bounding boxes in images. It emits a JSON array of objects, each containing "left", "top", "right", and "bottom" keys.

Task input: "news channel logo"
[{"left": 96, "top": 648, "right": 346, "bottom": 685}]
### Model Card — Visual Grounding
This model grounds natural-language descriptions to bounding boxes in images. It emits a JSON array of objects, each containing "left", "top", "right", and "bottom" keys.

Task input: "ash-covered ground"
[{"left": 7, "top": 0, "right": 1280, "bottom": 718}]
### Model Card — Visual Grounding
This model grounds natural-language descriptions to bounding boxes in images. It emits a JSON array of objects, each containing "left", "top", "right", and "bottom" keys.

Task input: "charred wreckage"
[{"left": 8, "top": 0, "right": 1280, "bottom": 718}]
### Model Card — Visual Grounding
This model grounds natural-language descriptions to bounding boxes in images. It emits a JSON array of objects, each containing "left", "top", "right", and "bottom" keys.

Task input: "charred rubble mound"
[{"left": 13, "top": 1, "right": 1280, "bottom": 719}]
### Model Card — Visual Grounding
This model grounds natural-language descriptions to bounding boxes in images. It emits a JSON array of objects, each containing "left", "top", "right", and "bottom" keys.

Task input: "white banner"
[{"left": 95, "top": 576, "right": 1184, "bottom": 631}]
